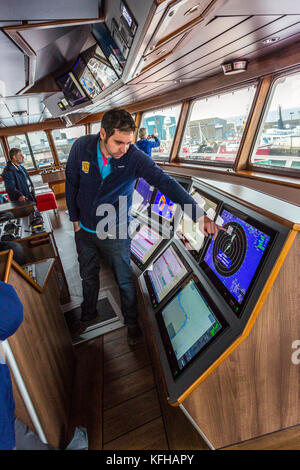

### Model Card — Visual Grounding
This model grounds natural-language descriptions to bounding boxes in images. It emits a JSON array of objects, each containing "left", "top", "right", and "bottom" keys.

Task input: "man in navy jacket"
[
  {"left": 66, "top": 109, "right": 223, "bottom": 344},
  {"left": 0, "top": 281, "right": 23, "bottom": 449},
  {"left": 2, "top": 148, "right": 36, "bottom": 202}
]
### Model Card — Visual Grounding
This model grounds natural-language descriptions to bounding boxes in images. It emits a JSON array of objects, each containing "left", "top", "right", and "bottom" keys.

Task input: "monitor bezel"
[
  {"left": 200, "top": 203, "right": 277, "bottom": 317},
  {"left": 144, "top": 242, "right": 192, "bottom": 309},
  {"left": 155, "top": 274, "right": 228, "bottom": 380}
]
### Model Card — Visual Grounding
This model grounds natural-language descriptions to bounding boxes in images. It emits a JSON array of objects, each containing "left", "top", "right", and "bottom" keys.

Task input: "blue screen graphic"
[
  {"left": 152, "top": 191, "right": 175, "bottom": 221},
  {"left": 136, "top": 178, "right": 153, "bottom": 208},
  {"left": 203, "top": 209, "right": 271, "bottom": 304}
]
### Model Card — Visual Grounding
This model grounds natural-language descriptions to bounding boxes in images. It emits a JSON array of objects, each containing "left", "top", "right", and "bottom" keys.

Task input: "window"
[
  {"left": 51, "top": 126, "right": 85, "bottom": 163},
  {"left": 179, "top": 85, "right": 257, "bottom": 165},
  {"left": 7, "top": 134, "right": 35, "bottom": 170},
  {"left": 90, "top": 122, "right": 101, "bottom": 134},
  {"left": 138, "top": 105, "right": 182, "bottom": 160},
  {"left": 251, "top": 72, "right": 300, "bottom": 172},
  {"left": 27, "top": 131, "right": 54, "bottom": 168},
  {"left": 0, "top": 141, "right": 6, "bottom": 169}
]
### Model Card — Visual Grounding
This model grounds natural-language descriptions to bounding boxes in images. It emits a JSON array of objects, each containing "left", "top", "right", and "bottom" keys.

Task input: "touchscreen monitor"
[
  {"left": 151, "top": 190, "right": 177, "bottom": 222},
  {"left": 131, "top": 178, "right": 154, "bottom": 215},
  {"left": 156, "top": 276, "right": 226, "bottom": 378},
  {"left": 130, "top": 225, "right": 163, "bottom": 268},
  {"left": 144, "top": 244, "right": 191, "bottom": 308},
  {"left": 201, "top": 206, "right": 275, "bottom": 316},
  {"left": 176, "top": 189, "right": 219, "bottom": 261}
]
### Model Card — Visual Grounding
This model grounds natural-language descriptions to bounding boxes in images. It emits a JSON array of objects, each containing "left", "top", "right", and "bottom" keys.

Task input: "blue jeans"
[{"left": 74, "top": 229, "right": 138, "bottom": 325}]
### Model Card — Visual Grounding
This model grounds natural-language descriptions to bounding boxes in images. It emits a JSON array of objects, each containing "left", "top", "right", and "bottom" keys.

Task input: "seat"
[{"left": 35, "top": 190, "right": 58, "bottom": 214}]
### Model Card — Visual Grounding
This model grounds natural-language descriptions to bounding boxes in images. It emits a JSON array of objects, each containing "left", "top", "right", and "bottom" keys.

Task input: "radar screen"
[
  {"left": 201, "top": 206, "right": 276, "bottom": 316},
  {"left": 156, "top": 275, "right": 226, "bottom": 378}
]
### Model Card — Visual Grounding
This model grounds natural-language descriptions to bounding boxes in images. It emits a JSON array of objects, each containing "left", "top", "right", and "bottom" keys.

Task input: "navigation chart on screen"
[
  {"left": 131, "top": 225, "right": 162, "bottom": 264},
  {"left": 203, "top": 208, "right": 271, "bottom": 305},
  {"left": 147, "top": 246, "right": 188, "bottom": 303},
  {"left": 161, "top": 279, "right": 222, "bottom": 370}
]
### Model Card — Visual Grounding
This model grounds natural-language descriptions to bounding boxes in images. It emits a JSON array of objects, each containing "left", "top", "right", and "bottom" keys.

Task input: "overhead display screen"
[
  {"left": 152, "top": 190, "right": 176, "bottom": 222},
  {"left": 56, "top": 72, "right": 89, "bottom": 107},
  {"left": 201, "top": 206, "right": 275, "bottom": 315},
  {"left": 176, "top": 189, "right": 219, "bottom": 261},
  {"left": 144, "top": 244, "right": 191, "bottom": 308},
  {"left": 131, "top": 178, "right": 154, "bottom": 214},
  {"left": 130, "top": 225, "right": 163, "bottom": 268},
  {"left": 156, "top": 276, "right": 225, "bottom": 378}
]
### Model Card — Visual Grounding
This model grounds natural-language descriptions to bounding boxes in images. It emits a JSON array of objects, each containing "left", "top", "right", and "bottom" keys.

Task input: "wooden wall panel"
[
  {"left": 183, "top": 233, "right": 300, "bottom": 448},
  {"left": 7, "top": 266, "right": 75, "bottom": 448}
]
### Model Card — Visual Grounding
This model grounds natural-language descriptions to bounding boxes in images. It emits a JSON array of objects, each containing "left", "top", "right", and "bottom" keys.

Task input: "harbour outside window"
[
  {"left": 139, "top": 105, "right": 182, "bottom": 160},
  {"left": 0, "top": 141, "right": 6, "bottom": 170},
  {"left": 251, "top": 73, "right": 300, "bottom": 171},
  {"left": 179, "top": 85, "right": 257, "bottom": 165},
  {"left": 7, "top": 134, "right": 35, "bottom": 170},
  {"left": 52, "top": 126, "right": 86, "bottom": 163},
  {"left": 27, "top": 131, "right": 54, "bottom": 168}
]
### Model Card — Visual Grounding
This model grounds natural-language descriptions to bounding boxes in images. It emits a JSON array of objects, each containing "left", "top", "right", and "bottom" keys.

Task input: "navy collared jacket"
[
  {"left": 65, "top": 134, "right": 203, "bottom": 231},
  {"left": 1, "top": 162, "right": 35, "bottom": 202}
]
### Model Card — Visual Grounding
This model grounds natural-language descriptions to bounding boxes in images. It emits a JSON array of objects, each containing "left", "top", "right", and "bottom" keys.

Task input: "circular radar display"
[{"left": 212, "top": 222, "right": 247, "bottom": 277}]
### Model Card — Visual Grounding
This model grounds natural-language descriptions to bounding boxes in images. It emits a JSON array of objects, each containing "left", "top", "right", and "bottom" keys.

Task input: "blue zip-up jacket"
[
  {"left": 0, "top": 281, "right": 23, "bottom": 450},
  {"left": 1, "top": 162, "right": 35, "bottom": 202},
  {"left": 65, "top": 134, "right": 203, "bottom": 231},
  {"left": 135, "top": 136, "right": 160, "bottom": 158}
]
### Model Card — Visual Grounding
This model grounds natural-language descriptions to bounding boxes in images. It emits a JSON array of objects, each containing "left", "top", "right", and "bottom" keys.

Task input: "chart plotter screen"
[
  {"left": 156, "top": 277, "right": 225, "bottom": 378},
  {"left": 130, "top": 225, "right": 163, "bottom": 266},
  {"left": 201, "top": 206, "right": 275, "bottom": 315},
  {"left": 145, "top": 245, "right": 190, "bottom": 307}
]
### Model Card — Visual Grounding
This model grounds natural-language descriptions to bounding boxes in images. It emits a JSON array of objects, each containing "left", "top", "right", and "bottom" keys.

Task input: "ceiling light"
[
  {"left": 184, "top": 4, "right": 200, "bottom": 16},
  {"left": 262, "top": 37, "right": 280, "bottom": 44},
  {"left": 12, "top": 110, "right": 28, "bottom": 116},
  {"left": 222, "top": 60, "right": 248, "bottom": 75}
]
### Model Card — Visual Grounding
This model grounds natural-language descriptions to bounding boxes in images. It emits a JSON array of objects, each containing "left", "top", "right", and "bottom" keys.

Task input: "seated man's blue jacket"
[
  {"left": 2, "top": 162, "right": 35, "bottom": 202},
  {"left": 0, "top": 281, "right": 23, "bottom": 450},
  {"left": 66, "top": 133, "right": 202, "bottom": 231},
  {"left": 135, "top": 136, "right": 160, "bottom": 158}
]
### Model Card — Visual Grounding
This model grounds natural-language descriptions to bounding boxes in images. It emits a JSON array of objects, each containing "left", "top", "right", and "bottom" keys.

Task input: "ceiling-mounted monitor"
[
  {"left": 200, "top": 205, "right": 276, "bottom": 316},
  {"left": 156, "top": 275, "right": 227, "bottom": 379},
  {"left": 92, "top": 22, "right": 125, "bottom": 77},
  {"left": 56, "top": 71, "right": 89, "bottom": 107}
]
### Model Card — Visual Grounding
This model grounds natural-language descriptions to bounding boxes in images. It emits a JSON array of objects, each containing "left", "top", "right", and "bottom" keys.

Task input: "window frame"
[
  {"left": 138, "top": 103, "right": 183, "bottom": 163},
  {"left": 247, "top": 67, "right": 300, "bottom": 178},
  {"left": 177, "top": 81, "right": 259, "bottom": 168},
  {"left": 26, "top": 130, "right": 55, "bottom": 170}
]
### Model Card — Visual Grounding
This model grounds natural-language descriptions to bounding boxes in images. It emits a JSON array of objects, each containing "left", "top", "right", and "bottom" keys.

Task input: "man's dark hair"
[
  {"left": 101, "top": 109, "right": 136, "bottom": 140},
  {"left": 9, "top": 148, "right": 21, "bottom": 160}
]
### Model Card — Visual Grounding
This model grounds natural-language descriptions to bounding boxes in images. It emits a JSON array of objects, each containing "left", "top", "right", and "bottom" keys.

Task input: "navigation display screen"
[
  {"left": 131, "top": 225, "right": 163, "bottom": 267},
  {"left": 201, "top": 206, "right": 275, "bottom": 316},
  {"left": 56, "top": 72, "right": 88, "bottom": 106},
  {"left": 176, "top": 189, "right": 219, "bottom": 261},
  {"left": 131, "top": 178, "right": 154, "bottom": 214},
  {"left": 144, "top": 244, "right": 191, "bottom": 308},
  {"left": 152, "top": 191, "right": 176, "bottom": 221},
  {"left": 156, "top": 276, "right": 225, "bottom": 378}
]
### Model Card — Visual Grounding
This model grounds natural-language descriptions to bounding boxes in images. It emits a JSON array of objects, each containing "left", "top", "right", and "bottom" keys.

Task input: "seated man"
[
  {"left": 135, "top": 128, "right": 160, "bottom": 158},
  {"left": 2, "top": 148, "right": 36, "bottom": 203}
]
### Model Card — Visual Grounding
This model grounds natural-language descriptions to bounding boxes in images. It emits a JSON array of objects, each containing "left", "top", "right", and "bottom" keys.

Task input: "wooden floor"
[{"left": 49, "top": 200, "right": 300, "bottom": 450}]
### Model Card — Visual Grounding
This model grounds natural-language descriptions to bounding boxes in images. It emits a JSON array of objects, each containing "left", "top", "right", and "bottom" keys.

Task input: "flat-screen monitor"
[
  {"left": 130, "top": 224, "right": 163, "bottom": 269},
  {"left": 156, "top": 275, "right": 226, "bottom": 378},
  {"left": 56, "top": 72, "right": 89, "bottom": 107},
  {"left": 72, "top": 57, "right": 102, "bottom": 99},
  {"left": 144, "top": 244, "right": 191, "bottom": 308},
  {"left": 152, "top": 190, "right": 177, "bottom": 222},
  {"left": 176, "top": 188, "right": 219, "bottom": 262},
  {"left": 200, "top": 205, "right": 276, "bottom": 316},
  {"left": 131, "top": 178, "right": 154, "bottom": 215}
]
